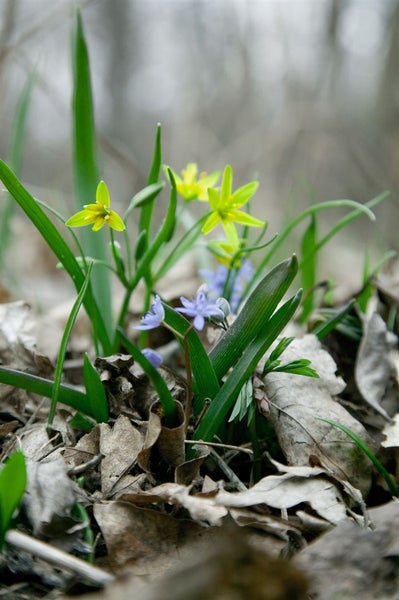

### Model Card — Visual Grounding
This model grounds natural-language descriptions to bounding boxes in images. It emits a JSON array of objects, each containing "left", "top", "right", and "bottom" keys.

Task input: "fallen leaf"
[
  {"left": 355, "top": 312, "right": 398, "bottom": 421},
  {"left": 295, "top": 499, "right": 399, "bottom": 600},
  {"left": 264, "top": 334, "right": 374, "bottom": 494},
  {"left": 99, "top": 415, "right": 144, "bottom": 496}
]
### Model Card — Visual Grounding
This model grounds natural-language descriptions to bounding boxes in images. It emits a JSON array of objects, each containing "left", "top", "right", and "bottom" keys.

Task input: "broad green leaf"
[
  {"left": 162, "top": 304, "right": 220, "bottom": 411},
  {"left": 83, "top": 353, "right": 108, "bottom": 423},
  {"left": 0, "top": 451, "right": 26, "bottom": 550},
  {"left": 194, "top": 290, "right": 302, "bottom": 443},
  {"left": 209, "top": 255, "right": 298, "bottom": 380}
]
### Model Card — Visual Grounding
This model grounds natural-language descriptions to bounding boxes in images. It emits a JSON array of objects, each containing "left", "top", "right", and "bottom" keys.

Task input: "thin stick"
[
  {"left": 5, "top": 529, "right": 114, "bottom": 586},
  {"left": 184, "top": 439, "right": 253, "bottom": 455}
]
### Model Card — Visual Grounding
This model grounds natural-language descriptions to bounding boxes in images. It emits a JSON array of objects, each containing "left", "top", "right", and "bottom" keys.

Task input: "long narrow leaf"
[
  {"left": 209, "top": 255, "right": 298, "bottom": 380},
  {"left": 0, "top": 367, "right": 96, "bottom": 418},
  {"left": 83, "top": 353, "right": 109, "bottom": 423},
  {"left": 72, "top": 9, "right": 112, "bottom": 341},
  {"left": 194, "top": 290, "right": 302, "bottom": 443},
  {"left": 0, "top": 72, "right": 36, "bottom": 270},
  {"left": 48, "top": 265, "right": 93, "bottom": 428},
  {"left": 0, "top": 160, "right": 111, "bottom": 354},
  {"left": 163, "top": 304, "right": 220, "bottom": 409}
]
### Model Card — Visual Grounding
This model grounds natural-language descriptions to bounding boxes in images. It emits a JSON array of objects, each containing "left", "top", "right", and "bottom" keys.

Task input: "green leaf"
[
  {"left": 0, "top": 367, "right": 98, "bottom": 418},
  {"left": 229, "top": 378, "right": 254, "bottom": 423},
  {"left": 0, "top": 160, "right": 111, "bottom": 354},
  {"left": 209, "top": 255, "right": 298, "bottom": 380},
  {"left": 0, "top": 72, "right": 36, "bottom": 271},
  {"left": 311, "top": 299, "right": 357, "bottom": 340},
  {"left": 319, "top": 418, "right": 399, "bottom": 497},
  {"left": 125, "top": 182, "right": 164, "bottom": 218},
  {"left": 138, "top": 124, "right": 162, "bottom": 252},
  {"left": 48, "top": 264, "right": 93, "bottom": 428},
  {"left": 83, "top": 353, "right": 109, "bottom": 423},
  {"left": 162, "top": 304, "right": 220, "bottom": 410},
  {"left": 270, "top": 359, "right": 319, "bottom": 378},
  {"left": 72, "top": 9, "right": 112, "bottom": 343},
  {"left": 248, "top": 192, "right": 388, "bottom": 294},
  {"left": 0, "top": 451, "right": 26, "bottom": 550},
  {"left": 194, "top": 290, "right": 302, "bottom": 443},
  {"left": 299, "top": 214, "right": 317, "bottom": 323}
]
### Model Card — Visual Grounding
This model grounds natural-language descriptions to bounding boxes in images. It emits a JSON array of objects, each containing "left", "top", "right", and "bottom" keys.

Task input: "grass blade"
[
  {"left": 72, "top": 9, "right": 112, "bottom": 341},
  {"left": 48, "top": 264, "right": 93, "bottom": 428},
  {"left": 0, "top": 451, "right": 26, "bottom": 550}
]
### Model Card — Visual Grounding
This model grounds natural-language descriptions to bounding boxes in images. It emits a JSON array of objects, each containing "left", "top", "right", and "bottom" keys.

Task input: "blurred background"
[{"left": 0, "top": 0, "right": 398, "bottom": 305}]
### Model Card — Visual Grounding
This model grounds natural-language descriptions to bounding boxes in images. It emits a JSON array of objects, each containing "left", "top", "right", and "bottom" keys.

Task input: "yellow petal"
[
  {"left": 96, "top": 180, "right": 111, "bottom": 207},
  {"left": 108, "top": 210, "right": 126, "bottom": 231},
  {"left": 201, "top": 211, "right": 221, "bottom": 235},
  {"left": 231, "top": 210, "right": 265, "bottom": 228},
  {"left": 92, "top": 216, "right": 106, "bottom": 231},
  {"left": 65, "top": 209, "right": 96, "bottom": 227}
]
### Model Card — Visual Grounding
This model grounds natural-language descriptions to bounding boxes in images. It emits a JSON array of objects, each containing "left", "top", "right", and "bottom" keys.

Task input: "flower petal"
[
  {"left": 207, "top": 187, "right": 220, "bottom": 210},
  {"left": 231, "top": 210, "right": 265, "bottom": 228},
  {"left": 221, "top": 165, "right": 233, "bottom": 204},
  {"left": 92, "top": 216, "right": 106, "bottom": 231},
  {"left": 65, "top": 210, "right": 96, "bottom": 227},
  {"left": 201, "top": 211, "right": 221, "bottom": 235},
  {"left": 96, "top": 180, "right": 111, "bottom": 207},
  {"left": 221, "top": 219, "right": 240, "bottom": 247},
  {"left": 231, "top": 181, "right": 259, "bottom": 208},
  {"left": 108, "top": 210, "right": 126, "bottom": 231}
]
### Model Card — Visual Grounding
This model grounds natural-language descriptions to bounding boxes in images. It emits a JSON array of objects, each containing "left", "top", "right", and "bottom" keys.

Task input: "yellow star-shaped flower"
[
  {"left": 201, "top": 165, "right": 264, "bottom": 246},
  {"left": 169, "top": 163, "right": 220, "bottom": 201},
  {"left": 66, "top": 180, "right": 125, "bottom": 232}
]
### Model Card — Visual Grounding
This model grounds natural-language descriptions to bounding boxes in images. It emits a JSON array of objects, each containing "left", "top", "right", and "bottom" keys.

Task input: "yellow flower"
[
  {"left": 201, "top": 165, "right": 264, "bottom": 246},
  {"left": 170, "top": 163, "right": 220, "bottom": 201},
  {"left": 66, "top": 181, "right": 125, "bottom": 232}
]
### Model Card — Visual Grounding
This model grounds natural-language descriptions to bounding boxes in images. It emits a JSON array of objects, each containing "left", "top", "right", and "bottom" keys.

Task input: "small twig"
[
  {"left": 67, "top": 453, "right": 103, "bottom": 476},
  {"left": 208, "top": 448, "right": 248, "bottom": 492},
  {"left": 5, "top": 529, "right": 114, "bottom": 586},
  {"left": 185, "top": 439, "right": 253, "bottom": 455}
]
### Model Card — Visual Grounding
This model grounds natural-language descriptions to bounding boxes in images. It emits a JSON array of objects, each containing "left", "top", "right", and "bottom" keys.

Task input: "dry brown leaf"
[
  {"left": 264, "top": 334, "right": 374, "bottom": 494},
  {"left": 93, "top": 500, "right": 215, "bottom": 575},
  {"left": 216, "top": 470, "right": 347, "bottom": 524},
  {"left": 24, "top": 456, "right": 82, "bottom": 537},
  {"left": 0, "top": 300, "right": 53, "bottom": 374},
  {"left": 100, "top": 415, "right": 144, "bottom": 496},
  {"left": 295, "top": 499, "right": 399, "bottom": 600},
  {"left": 355, "top": 311, "right": 399, "bottom": 421}
]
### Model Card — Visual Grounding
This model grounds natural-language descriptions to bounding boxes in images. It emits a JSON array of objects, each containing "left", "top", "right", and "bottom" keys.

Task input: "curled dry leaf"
[{"left": 264, "top": 334, "right": 374, "bottom": 495}]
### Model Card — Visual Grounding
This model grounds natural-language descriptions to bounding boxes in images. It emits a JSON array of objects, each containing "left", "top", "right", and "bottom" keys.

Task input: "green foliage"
[
  {"left": 320, "top": 419, "right": 399, "bottom": 498},
  {"left": 0, "top": 451, "right": 26, "bottom": 550}
]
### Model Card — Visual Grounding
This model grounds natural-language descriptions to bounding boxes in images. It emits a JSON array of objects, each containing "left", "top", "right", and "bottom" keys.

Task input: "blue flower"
[
  {"left": 176, "top": 285, "right": 226, "bottom": 331},
  {"left": 142, "top": 348, "right": 163, "bottom": 368},
  {"left": 135, "top": 295, "right": 165, "bottom": 330},
  {"left": 200, "top": 259, "right": 254, "bottom": 313}
]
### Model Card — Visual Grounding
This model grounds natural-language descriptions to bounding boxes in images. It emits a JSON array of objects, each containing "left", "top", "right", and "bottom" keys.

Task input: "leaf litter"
[{"left": 2, "top": 297, "right": 399, "bottom": 598}]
